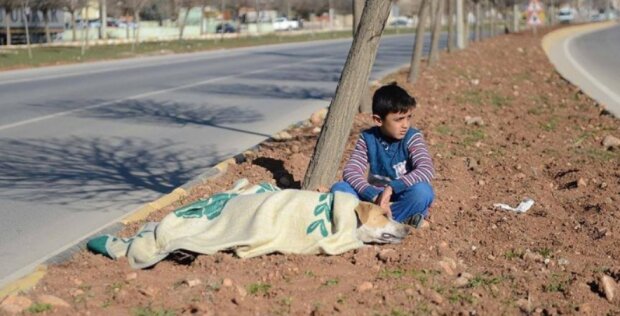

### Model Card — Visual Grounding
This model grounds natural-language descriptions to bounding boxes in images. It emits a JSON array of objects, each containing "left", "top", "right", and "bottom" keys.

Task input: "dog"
[{"left": 354, "top": 201, "right": 411, "bottom": 244}]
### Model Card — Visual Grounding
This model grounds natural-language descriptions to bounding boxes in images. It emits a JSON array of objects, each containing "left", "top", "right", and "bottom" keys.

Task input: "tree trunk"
[
  {"left": 220, "top": 0, "right": 225, "bottom": 41},
  {"left": 5, "top": 9, "right": 11, "bottom": 46},
  {"left": 474, "top": 1, "right": 481, "bottom": 41},
  {"left": 100, "top": 0, "right": 107, "bottom": 39},
  {"left": 447, "top": 0, "right": 455, "bottom": 52},
  {"left": 428, "top": 0, "right": 444, "bottom": 66},
  {"left": 352, "top": 0, "right": 364, "bottom": 36},
  {"left": 301, "top": 0, "right": 392, "bottom": 191},
  {"left": 71, "top": 11, "right": 77, "bottom": 41},
  {"left": 44, "top": 9, "right": 51, "bottom": 43},
  {"left": 178, "top": 7, "right": 190, "bottom": 40},
  {"left": 134, "top": 11, "right": 140, "bottom": 46},
  {"left": 81, "top": 6, "right": 89, "bottom": 55},
  {"left": 490, "top": 2, "right": 495, "bottom": 37},
  {"left": 407, "top": 0, "right": 429, "bottom": 83},
  {"left": 200, "top": 4, "right": 206, "bottom": 35},
  {"left": 22, "top": 4, "right": 32, "bottom": 59}
]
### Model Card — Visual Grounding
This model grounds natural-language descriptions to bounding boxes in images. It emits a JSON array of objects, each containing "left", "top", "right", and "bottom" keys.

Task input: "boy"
[{"left": 331, "top": 83, "right": 434, "bottom": 228}]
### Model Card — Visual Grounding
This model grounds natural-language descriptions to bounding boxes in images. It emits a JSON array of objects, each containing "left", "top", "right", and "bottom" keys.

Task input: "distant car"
[
  {"left": 390, "top": 17, "right": 413, "bottom": 27},
  {"left": 557, "top": 7, "right": 575, "bottom": 24},
  {"left": 216, "top": 23, "right": 236, "bottom": 33},
  {"left": 273, "top": 17, "right": 300, "bottom": 31}
]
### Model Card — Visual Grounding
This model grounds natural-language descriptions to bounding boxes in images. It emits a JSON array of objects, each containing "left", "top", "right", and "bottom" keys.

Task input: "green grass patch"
[
  {"left": 540, "top": 116, "right": 558, "bottom": 132},
  {"left": 575, "top": 148, "right": 619, "bottom": 161},
  {"left": 132, "top": 306, "right": 175, "bottom": 316},
  {"left": 27, "top": 303, "right": 52, "bottom": 313},
  {"left": 448, "top": 289, "right": 475, "bottom": 304},
  {"left": 467, "top": 274, "right": 503, "bottom": 288},
  {"left": 489, "top": 91, "right": 511, "bottom": 108},
  {"left": 504, "top": 249, "right": 524, "bottom": 260},
  {"left": 0, "top": 28, "right": 415, "bottom": 71},
  {"left": 544, "top": 274, "right": 571, "bottom": 293},
  {"left": 435, "top": 124, "right": 453, "bottom": 136},
  {"left": 461, "top": 128, "right": 486, "bottom": 146},
  {"left": 536, "top": 247, "right": 553, "bottom": 258},
  {"left": 379, "top": 268, "right": 406, "bottom": 279},
  {"left": 247, "top": 282, "right": 271, "bottom": 296},
  {"left": 322, "top": 278, "right": 339, "bottom": 287},
  {"left": 457, "top": 90, "right": 484, "bottom": 106}
]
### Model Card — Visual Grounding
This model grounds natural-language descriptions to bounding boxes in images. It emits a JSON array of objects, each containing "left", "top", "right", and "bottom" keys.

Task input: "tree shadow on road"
[{"left": 0, "top": 136, "right": 220, "bottom": 207}]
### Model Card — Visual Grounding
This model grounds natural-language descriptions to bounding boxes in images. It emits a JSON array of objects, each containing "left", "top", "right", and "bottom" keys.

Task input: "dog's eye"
[{"left": 381, "top": 233, "right": 397, "bottom": 239}]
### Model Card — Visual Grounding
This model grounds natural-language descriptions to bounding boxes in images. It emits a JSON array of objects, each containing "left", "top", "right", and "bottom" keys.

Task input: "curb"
[{"left": 541, "top": 21, "right": 617, "bottom": 54}]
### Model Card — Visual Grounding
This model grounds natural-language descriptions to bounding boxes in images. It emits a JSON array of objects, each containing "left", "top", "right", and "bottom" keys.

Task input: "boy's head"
[{"left": 372, "top": 83, "right": 417, "bottom": 140}]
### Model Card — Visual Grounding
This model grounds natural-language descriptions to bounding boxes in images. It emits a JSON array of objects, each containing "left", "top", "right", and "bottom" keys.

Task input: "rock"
[
  {"left": 454, "top": 277, "right": 469, "bottom": 288},
  {"left": 139, "top": 286, "right": 159, "bottom": 298},
  {"left": 185, "top": 279, "right": 202, "bottom": 287},
  {"left": 558, "top": 258, "right": 569, "bottom": 266},
  {"left": 222, "top": 278, "right": 233, "bottom": 287},
  {"left": 405, "top": 288, "right": 415, "bottom": 296},
  {"left": 70, "top": 289, "right": 84, "bottom": 297},
  {"left": 291, "top": 144, "right": 300, "bottom": 153},
  {"left": 599, "top": 275, "right": 616, "bottom": 302},
  {"left": 516, "top": 298, "right": 531, "bottom": 313},
  {"left": 600, "top": 182, "right": 608, "bottom": 189},
  {"left": 459, "top": 272, "right": 473, "bottom": 280},
  {"left": 517, "top": 47, "right": 524, "bottom": 53},
  {"left": 125, "top": 272, "right": 137, "bottom": 281},
  {"left": 523, "top": 250, "right": 543, "bottom": 263},
  {"left": 577, "top": 303, "right": 593, "bottom": 315},
  {"left": 312, "top": 127, "right": 321, "bottom": 134},
  {"left": 602, "top": 135, "right": 620, "bottom": 150},
  {"left": 577, "top": 178, "right": 587, "bottom": 188},
  {"left": 0, "top": 295, "right": 32, "bottom": 314},
  {"left": 377, "top": 249, "right": 399, "bottom": 263},
  {"left": 478, "top": 180, "right": 485, "bottom": 186},
  {"left": 438, "top": 260, "right": 455, "bottom": 276},
  {"left": 466, "top": 157, "right": 479, "bottom": 172},
  {"left": 237, "top": 286, "right": 247, "bottom": 298},
  {"left": 470, "top": 79, "right": 480, "bottom": 86},
  {"left": 272, "top": 131, "right": 293, "bottom": 141},
  {"left": 464, "top": 116, "right": 484, "bottom": 126},
  {"left": 37, "top": 295, "right": 70, "bottom": 308},
  {"left": 310, "top": 108, "right": 328, "bottom": 126},
  {"left": 487, "top": 255, "right": 496, "bottom": 261},
  {"left": 357, "top": 281, "right": 373, "bottom": 292},
  {"left": 426, "top": 290, "right": 444, "bottom": 305}
]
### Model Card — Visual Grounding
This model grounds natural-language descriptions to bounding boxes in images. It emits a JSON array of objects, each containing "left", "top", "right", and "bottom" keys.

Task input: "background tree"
[
  {"left": 447, "top": 0, "right": 455, "bottom": 52},
  {"left": 352, "top": 0, "right": 363, "bottom": 36},
  {"left": 302, "top": 0, "right": 392, "bottom": 191},
  {"left": 20, "top": 0, "right": 32, "bottom": 58},
  {"left": 407, "top": 0, "right": 428, "bottom": 83},
  {"left": 428, "top": 0, "right": 444, "bottom": 65},
  {"left": 33, "top": 0, "right": 62, "bottom": 43},
  {"left": 0, "top": 0, "right": 18, "bottom": 46},
  {"left": 474, "top": 0, "right": 481, "bottom": 41},
  {"left": 176, "top": 0, "right": 194, "bottom": 39},
  {"left": 63, "top": 0, "right": 86, "bottom": 41}
]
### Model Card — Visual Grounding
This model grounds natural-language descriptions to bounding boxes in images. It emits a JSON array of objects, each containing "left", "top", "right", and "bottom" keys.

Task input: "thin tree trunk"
[
  {"left": 220, "top": 0, "right": 225, "bottom": 41},
  {"left": 474, "top": 0, "right": 481, "bottom": 41},
  {"left": 302, "top": 0, "right": 392, "bottom": 190},
  {"left": 200, "top": 4, "right": 206, "bottom": 35},
  {"left": 254, "top": 0, "right": 260, "bottom": 33},
  {"left": 4, "top": 9, "right": 11, "bottom": 46},
  {"left": 428, "top": 0, "right": 445, "bottom": 66},
  {"left": 22, "top": 4, "right": 32, "bottom": 59},
  {"left": 464, "top": 6, "right": 470, "bottom": 46},
  {"left": 71, "top": 11, "right": 77, "bottom": 41},
  {"left": 178, "top": 7, "right": 190, "bottom": 40},
  {"left": 81, "top": 6, "right": 89, "bottom": 55},
  {"left": 133, "top": 11, "right": 140, "bottom": 48},
  {"left": 447, "top": 0, "right": 455, "bottom": 52},
  {"left": 44, "top": 9, "right": 51, "bottom": 43},
  {"left": 490, "top": 2, "right": 495, "bottom": 37},
  {"left": 352, "top": 0, "right": 363, "bottom": 36},
  {"left": 407, "top": 0, "right": 429, "bottom": 83}
]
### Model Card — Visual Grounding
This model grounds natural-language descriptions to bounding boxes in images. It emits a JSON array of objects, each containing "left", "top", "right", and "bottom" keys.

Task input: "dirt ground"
[{"left": 2, "top": 27, "right": 619, "bottom": 315}]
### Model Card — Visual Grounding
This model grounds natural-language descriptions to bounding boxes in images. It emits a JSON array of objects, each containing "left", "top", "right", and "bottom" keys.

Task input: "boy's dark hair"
[{"left": 372, "top": 82, "right": 416, "bottom": 119}]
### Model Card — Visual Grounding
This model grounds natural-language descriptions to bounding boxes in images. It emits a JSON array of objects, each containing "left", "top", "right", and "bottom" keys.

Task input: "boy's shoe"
[{"left": 404, "top": 214, "right": 424, "bottom": 229}]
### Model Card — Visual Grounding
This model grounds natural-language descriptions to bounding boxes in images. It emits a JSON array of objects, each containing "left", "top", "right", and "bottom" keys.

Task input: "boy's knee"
[
  {"left": 330, "top": 181, "right": 357, "bottom": 196},
  {"left": 403, "top": 182, "right": 434, "bottom": 204}
]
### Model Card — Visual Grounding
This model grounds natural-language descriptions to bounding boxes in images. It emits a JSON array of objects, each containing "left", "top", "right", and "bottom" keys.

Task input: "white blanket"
[{"left": 88, "top": 182, "right": 363, "bottom": 269}]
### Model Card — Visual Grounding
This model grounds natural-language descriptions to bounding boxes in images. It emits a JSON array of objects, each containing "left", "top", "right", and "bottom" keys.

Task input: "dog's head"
[{"left": 354, "top": 202, "right": 411, "bottom": 244}]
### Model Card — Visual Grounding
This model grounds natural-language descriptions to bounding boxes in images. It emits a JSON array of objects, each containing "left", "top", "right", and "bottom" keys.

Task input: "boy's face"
[{"left": 373, "top": 109, "right": 413, "bottom": 140}]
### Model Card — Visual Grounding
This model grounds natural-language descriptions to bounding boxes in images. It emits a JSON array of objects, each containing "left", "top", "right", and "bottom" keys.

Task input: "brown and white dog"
[{"left": 354, "top": 201, "right": 411, "bottom": 244}]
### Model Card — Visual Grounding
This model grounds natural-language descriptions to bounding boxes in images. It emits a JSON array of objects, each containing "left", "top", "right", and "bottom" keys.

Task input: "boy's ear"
[{"left": 372, "top": 114, "right": 383, "bottom": 126}]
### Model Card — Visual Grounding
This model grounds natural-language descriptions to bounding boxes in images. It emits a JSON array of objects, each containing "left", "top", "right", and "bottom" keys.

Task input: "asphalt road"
[
  {"left": 0, "top": 32, "right": 457, "bottom": 287},
  {"left": 569, "top": 24, "right": 620, "bottom": 116}
]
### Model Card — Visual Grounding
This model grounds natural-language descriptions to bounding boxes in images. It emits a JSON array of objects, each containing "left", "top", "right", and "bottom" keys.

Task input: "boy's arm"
[
  {"left": 343, "top": 137, "right": 382, "bottom": 201},
  {"left": 389, "top": 132, "right": 435, "bottom": 194}
]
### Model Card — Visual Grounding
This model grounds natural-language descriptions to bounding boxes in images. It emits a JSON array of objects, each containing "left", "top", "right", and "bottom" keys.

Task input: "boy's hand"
[{"left": 375, "top": 186, "right": 393, "bottom": 218}]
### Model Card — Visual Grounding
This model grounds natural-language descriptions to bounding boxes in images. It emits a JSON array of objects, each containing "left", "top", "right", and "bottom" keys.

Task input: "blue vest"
[{"left": 361, "top": 127, "right": 417, "bottom": 184}]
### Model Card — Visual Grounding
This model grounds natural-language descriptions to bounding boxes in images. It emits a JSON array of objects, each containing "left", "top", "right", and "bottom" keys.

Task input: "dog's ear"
[{"left": 354, "top": 202, "right": 375, "bottom": 225}]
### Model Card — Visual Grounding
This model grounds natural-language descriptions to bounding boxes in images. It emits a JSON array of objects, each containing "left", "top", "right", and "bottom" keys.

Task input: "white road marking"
[
  {"left": 0, "top": 55, "right": 332, "bottom": 132},
  {"left": 563, "top": 32, "right": 620, "bottom": 106}
]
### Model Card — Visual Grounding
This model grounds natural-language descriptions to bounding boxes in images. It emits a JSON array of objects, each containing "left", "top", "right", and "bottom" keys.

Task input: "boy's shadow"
[{"left": 252, "top": 157, "right": 301, "bottom": 189}]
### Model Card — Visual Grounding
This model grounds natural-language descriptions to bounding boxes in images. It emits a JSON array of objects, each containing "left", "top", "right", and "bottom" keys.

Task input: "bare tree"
[
  {"left": 407, "top": 0, "right": 429, "bottom": 83},
  {"left": 447, "top": 0, "right": 455, "bottom": 52},
  {"left": 63, "top": 0, "right": 85, "bottom": 41},
  {"left": 428, "top": 0, "right": 444, "bottom": 65},
  {"left": 34, "top": 0, "right": 62, "bottom": 43},
  {"left": 474, "top": 0, "right": 481, "bottom": 41},
  {"left": 176, "top": 0, "right": 193, "bottom": 39},
  {"left": 302, "top": 0, "right": 392, "bottom": 191},
  {"left": 1, "top": 0, "right": 18, "bottom": 46},
  {"left": 20, "top": 0, "right": 32, "bottom": 58}
]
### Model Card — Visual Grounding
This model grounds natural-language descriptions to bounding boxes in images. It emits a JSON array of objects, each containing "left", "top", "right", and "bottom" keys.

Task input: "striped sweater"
[{"left": 343, "top": 127, "right": 434, "bottom": 201}]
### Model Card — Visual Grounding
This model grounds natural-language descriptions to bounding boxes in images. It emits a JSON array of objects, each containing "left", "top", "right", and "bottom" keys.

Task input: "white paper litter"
[{"left": 493, "top": 198, "right": 535, "bottom": 213}]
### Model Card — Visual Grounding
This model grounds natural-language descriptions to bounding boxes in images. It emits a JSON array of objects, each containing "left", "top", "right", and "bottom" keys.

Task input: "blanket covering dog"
[{"left": 88, "top": 182, "right": 364, "bottom": 269}]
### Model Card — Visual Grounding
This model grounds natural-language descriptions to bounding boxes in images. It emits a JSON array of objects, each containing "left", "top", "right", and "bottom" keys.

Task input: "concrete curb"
[{"left": 541, "top": 21, "right": 617, "bottom": 54}]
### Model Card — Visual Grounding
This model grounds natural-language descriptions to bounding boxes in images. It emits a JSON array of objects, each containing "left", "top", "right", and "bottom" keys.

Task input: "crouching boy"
[{"left": 331, "top": 83, "right": 435, "bottom": 228}]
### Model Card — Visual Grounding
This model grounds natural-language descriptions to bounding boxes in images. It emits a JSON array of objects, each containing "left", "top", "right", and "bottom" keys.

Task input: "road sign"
[{"left": 527, "top": 0, "right": 544, "bottom": 27}]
